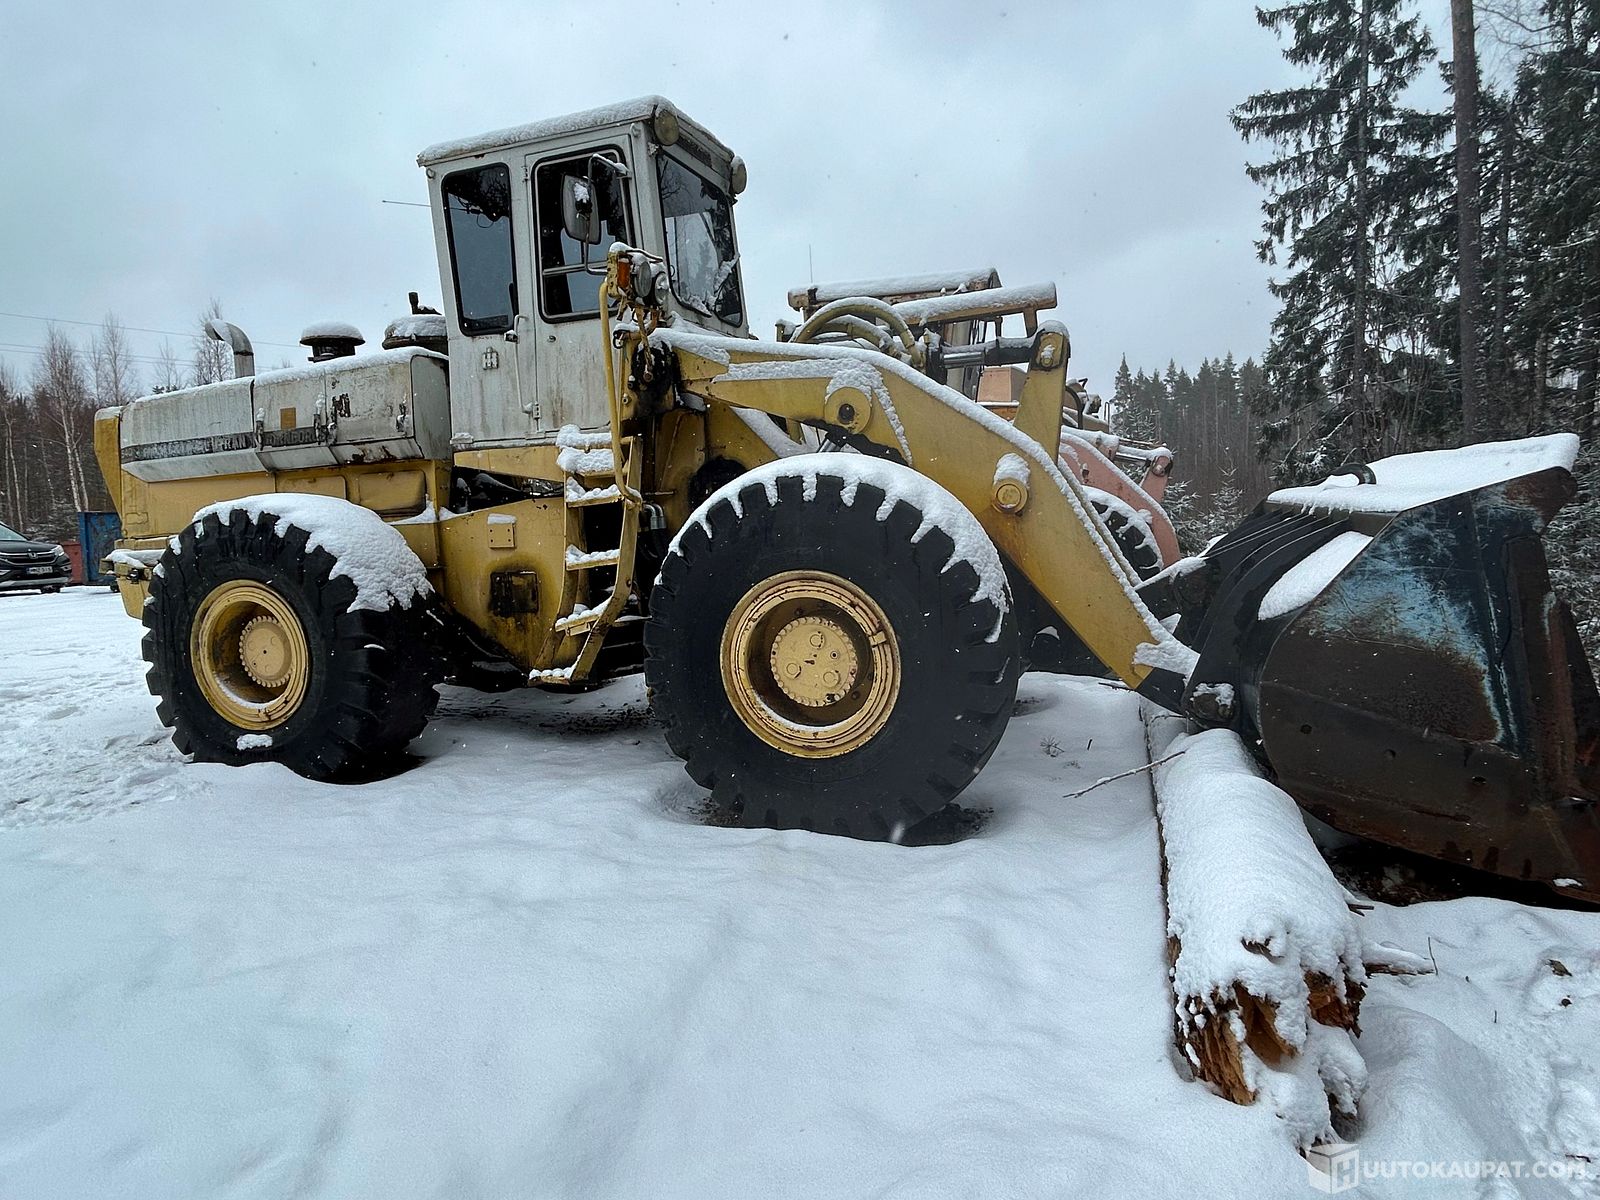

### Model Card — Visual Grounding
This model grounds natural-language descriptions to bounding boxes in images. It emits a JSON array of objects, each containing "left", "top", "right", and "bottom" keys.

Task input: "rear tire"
[
  {"left": 143, "top": 507, "right": 439, "bottom": 779},
  {"left": 646, "top": 460, "right": 1019, "bottom": 839}
]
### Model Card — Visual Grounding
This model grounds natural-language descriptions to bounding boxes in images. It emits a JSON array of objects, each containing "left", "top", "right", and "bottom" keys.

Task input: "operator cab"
[{"left": 417, "top": 96, "right": 748, "bottom": 449}]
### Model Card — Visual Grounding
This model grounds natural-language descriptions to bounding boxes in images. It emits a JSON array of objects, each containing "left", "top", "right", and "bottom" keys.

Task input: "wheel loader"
[{"left": 94, "top": 96, "right": 1599, "bottom": 898}]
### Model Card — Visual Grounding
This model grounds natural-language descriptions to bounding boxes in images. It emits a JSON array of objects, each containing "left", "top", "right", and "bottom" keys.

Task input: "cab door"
[
  {"left": 525, "top": 147, "right": 635, "bottom": 435},
  {"left": 436, "top": 159, "right": 531, "bottom": 448}
]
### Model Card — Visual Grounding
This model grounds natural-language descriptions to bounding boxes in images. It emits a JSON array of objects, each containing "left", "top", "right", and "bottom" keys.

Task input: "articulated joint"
[{"left": 824, "top": 385, "right": 873, "bottom": 433}]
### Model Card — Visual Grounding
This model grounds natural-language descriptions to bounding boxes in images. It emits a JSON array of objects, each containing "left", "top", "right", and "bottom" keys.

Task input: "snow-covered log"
[{"left": 1143, "top": 706, "right": 1370, "bottom": 1147}]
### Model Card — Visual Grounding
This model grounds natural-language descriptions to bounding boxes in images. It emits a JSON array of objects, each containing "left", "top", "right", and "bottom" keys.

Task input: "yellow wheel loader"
[{"left": 94, "top": 96, "right": 1599, "bottom": 896}]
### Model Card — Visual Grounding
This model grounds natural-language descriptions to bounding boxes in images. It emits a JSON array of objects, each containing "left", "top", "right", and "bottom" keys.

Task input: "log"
[{"left": 1144, "top": 705, "right": 1370, "bottom": 1146}]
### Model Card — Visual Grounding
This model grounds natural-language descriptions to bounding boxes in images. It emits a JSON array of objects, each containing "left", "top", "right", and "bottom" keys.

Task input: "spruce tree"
[
  {"left": 1512, "top": 1, "right": 1600, "bottom": 435},
  {"left": 1111, "top": 355, "right": 1160, "bottom": 442},
  {"left": 1234, "top": 0, "right": 1449, "bottom": 480}
]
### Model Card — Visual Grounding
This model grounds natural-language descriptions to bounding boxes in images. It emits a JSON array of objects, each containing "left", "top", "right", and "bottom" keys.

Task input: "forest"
[{"left": 1112, "top": 0, "right": 1598, "bottom": 650}]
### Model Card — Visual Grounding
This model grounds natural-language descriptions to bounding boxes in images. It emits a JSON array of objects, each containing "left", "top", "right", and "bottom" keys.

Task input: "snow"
[
  {"left": 235, "top": 733, "right": 273, "bottom": 751},
  {"left": 555, "top": 424, "right": 613, "bottom": 451},
  {"left": 104, "top": 547, "right": 164, "bottom": 570},
  {"left": 667, "top": 455, "right": 1010, "bottom": 633},
  {"left": 712, "top": 358, "right": 914, "bottom": 462},
  {"left": 124, "top": 372, "right": 250, "bottom": 410},
  {"left": 556, "top": 445, "right": 616, "bottom": 476},
  {"left": 383, "top": 313, "right": 446, "bottom": 342},
  {"left": 1146, "top": 554, "right": 1207, "bottom": 587},
  {"left": 828, "top": 363, "right": 912, "bottom": 462},
  {"left": 237, "top": 346, "right": 444, "bottom": 391},
  {"left": 565, "top": 545, "right": 620, "bottom": 568},
  {"left": 556, "top": 424, "right": 617, "bottom": 475},
  {"left": 1258, "top": 530, "right": 1373, "bottom": 621},
  {"left": 729, "top": 406, "right": 811, "bottom": 458},
  {"left": 553, "top": 602, "right": 596, "bottom": 631},
  {"left": 992, "top": 452, "right": 1029, "bottom": 486},
  {"left": 1134, "top": 637, "right": 1200, "bottom": 678},
  {"left": 1154, "top": 722, "right": 1370, "bottom": 1011},
  {"left": 1269, "top": 433, "right": 1581, "bottom": 515},
  {"left": 714, "top": 354, "right": 863, "bottom": 385},
  {"left": 391, "top": 503, "right": 458, "bottom": 525},
  {"left": 299, "top": 320, "right": 364, "bottom": 343},
  {"left": 565, "top": 479, "right": 621, "bottom": 504},
  {"left": 2, "top": 592, "right": 1598, "bottom": 1197},
  {"left": 1190, "top": 681, "right": 1235, "bottom": 710},
  {"left": 890, "top": 282, "right": 1058, "bottom": 326},
  {"left": 1082, "top": 484, "right": 1155, "bottom": 536},
  {"left": 190, "top": 494, "right": 430, "bottom": 613},
  {"left": 1353, "top": 899, "right": 1600, "bottom": 1195},
  {"left": 418, "top": 96, "right": 729, "bottom": 166},
  {"left": 1149, "top": 718, "right": 1370, "bottom": 1146},
  {"left": 787, "top": 267, "right": 998, "bottom": 310},
  {"left": 1060, "top": 430, "right": 1170, "bottom": 546},
  {"left": 653, "top": 325, "right": 1181, "bottom": 658}
]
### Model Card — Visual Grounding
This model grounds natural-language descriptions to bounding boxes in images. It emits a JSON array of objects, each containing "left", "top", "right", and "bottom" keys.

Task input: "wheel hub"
[
  {"left": 190, "top": 580, "right": 310, "bottom": 730},
  {"left": 769, "top": 615, "right": 860, "bottom": 708},
  {"left": 239, "top": 615, "right": 293, "bottom": 688},
  {"left": 720, "top": 571, "right": 900, "bottom": 759}
]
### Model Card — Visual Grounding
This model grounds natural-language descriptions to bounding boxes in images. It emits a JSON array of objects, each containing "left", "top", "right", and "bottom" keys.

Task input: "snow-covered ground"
[{"left": 2, "top": 589, "right": 1596, "bottom": 1199}]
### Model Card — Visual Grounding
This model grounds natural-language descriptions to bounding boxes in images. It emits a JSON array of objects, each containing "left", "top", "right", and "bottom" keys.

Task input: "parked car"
[{"left": 0, "top": 521, "right": 72, "bottom": 593}]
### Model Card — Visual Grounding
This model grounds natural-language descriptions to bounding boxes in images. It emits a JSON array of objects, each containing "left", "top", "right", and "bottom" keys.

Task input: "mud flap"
[{"left": 1153, "top": 467, "right": 1600, "bottom": 900}]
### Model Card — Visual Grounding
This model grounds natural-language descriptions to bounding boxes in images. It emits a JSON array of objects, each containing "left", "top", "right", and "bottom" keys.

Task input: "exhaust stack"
[{"left": 204, "top": 319, "right": 254, "bottom": 378}]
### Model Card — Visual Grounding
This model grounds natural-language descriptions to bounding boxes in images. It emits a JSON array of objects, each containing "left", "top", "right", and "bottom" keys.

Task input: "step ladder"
[{"left": 531, "top": 426, "right": 643, "bottom": 685}]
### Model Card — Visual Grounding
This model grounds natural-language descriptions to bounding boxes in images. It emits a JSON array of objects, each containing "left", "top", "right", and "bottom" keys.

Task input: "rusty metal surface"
[{"left": 1174, "top": 467, "right": 1600, "bottom": 903}]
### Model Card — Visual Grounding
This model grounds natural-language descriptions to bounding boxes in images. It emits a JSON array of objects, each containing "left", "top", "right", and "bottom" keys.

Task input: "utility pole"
[{"left": 1452, "top": 0, "right": 1484, "bottom": 440}]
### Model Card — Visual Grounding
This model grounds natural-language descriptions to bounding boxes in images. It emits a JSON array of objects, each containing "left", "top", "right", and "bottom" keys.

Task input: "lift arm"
[{"left": 641, "top": 321, "right": 1181, "bottom": 690}]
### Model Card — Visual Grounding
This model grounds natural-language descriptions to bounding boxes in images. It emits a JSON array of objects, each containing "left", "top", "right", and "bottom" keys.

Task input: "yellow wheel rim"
[
  {"left": 720, "top": 571, "right": 900, "bottom": 758},
  {"left": 190, "top": 580, "right": 310, "bottom": 730}
]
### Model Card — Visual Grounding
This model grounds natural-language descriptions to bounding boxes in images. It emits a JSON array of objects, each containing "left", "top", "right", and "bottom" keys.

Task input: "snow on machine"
[{"left": 93, "top": 96, "right": 1597, "bottom": 904}]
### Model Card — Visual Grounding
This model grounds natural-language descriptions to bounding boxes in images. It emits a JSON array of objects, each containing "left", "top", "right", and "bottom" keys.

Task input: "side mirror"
[{"left": 561, "top": 175, "right": 602, "bottom": 246}]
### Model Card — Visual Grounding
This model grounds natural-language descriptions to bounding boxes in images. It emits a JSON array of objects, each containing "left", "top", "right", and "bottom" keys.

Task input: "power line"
[
  {"left": 0, "top": 341, "right": 192, "bottom": 369},
  {"left": 0, "top": 309, "right": 301, "bottom": 349}
]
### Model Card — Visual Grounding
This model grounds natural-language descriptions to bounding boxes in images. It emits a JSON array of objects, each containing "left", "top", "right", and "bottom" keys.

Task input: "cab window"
[
  {"left": 442, "top": 164, "right": 517, "bottom": 335},
  {"left": 657, "top": 154, "right": 743, "bottom": 326},
  {"left": 535, "top": 150, "right": 631, "bottom": 319}
]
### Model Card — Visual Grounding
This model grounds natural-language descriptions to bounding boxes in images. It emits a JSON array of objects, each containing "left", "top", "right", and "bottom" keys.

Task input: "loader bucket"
[{"left": 1152, "top": 446, "right": 1600, "bottom": 901}]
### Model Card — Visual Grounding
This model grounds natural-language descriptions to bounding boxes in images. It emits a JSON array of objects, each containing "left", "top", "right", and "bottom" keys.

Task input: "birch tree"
[
  {"left": 34, "top": 326, "right": 93, "bottom": 514},
  {"left": 190, "top": 299, "right": 232, "bottom": 385}
]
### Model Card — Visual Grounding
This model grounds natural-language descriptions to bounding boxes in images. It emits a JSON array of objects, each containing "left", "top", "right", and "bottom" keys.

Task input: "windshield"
[
  {"left": 657, "top": 154, "right": 743, "bottom": 326},
  {"left": 0, "top": 522, "right": 24, "bottom": 541}
]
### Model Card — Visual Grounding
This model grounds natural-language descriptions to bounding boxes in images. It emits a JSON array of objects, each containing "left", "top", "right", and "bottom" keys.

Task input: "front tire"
[
  {"left": 646, "top": 459, "right": 1019, "bottom": 839},
  {"left": 143, "top": 506, "right": 438, "bottom": 779}
]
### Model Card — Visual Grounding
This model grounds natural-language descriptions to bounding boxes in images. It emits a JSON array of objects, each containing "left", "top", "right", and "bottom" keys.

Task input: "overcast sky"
[{"left": 1, "top": 0, "right": 1453, "bottom": 396}]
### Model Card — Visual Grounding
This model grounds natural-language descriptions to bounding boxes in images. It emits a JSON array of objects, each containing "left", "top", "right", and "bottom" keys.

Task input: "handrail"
[{"left": 597, "top": 254, "right": 646, "bottom": 505}]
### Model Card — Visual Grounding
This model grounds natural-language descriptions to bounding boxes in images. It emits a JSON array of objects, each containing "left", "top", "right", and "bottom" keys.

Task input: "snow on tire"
[
  {"left": 645, "top": 456, "right": 1019, "bottom": 840},
  {"left": 1083, "top": 485, "right": 1163, "bottom": 581},
  {"left": 142, "top": 497, "right": 440, "bottom": 780}
]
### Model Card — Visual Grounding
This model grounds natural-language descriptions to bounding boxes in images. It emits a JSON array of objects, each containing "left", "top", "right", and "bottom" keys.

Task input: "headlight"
[{"left": 52, "top": 545, "right": 68, "bottom": 562}]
